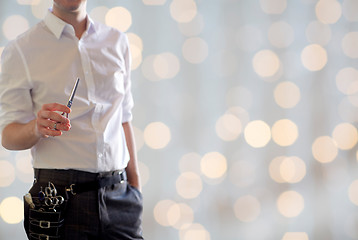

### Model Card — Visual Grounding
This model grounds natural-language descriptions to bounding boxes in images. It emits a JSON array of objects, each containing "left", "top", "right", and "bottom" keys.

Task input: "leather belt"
[
  {"left": 34, "top": 169, "right": 127, "bottom": 195},
  {"left": 66, "top": 172, "right": 127, "bottom": 195}
]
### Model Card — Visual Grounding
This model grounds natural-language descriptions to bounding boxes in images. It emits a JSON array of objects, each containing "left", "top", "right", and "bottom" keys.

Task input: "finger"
[
  {"left": 42, "top": 103, "right": 71, "bottom": 114},
  {"left": 38, "top": 110, "right": 70, "bottom": 125},
  {"left": 41, "top": 127, "right": 63, "bottom": 137},
  {"left": 52, "top": 121, "right": 71, "bottom": 132},
  {"left": 35, "top": 122, "right": 61, "bottom": 137},
  {"left": 36, "top": 118, "right": 70, "bottom": 136}
]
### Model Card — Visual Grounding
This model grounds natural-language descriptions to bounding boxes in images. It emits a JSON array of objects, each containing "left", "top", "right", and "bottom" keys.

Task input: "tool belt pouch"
[
  {"left": 24, "top": 183, "right": 68, "bottom": 240},
  {"left": 28, "top": 209, "right": 65, "bottom": 240}
]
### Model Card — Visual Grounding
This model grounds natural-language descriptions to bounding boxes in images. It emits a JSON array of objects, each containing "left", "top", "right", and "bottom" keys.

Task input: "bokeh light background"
[{"left": 1, "top": 0, "right": 358, "bottom": 239}]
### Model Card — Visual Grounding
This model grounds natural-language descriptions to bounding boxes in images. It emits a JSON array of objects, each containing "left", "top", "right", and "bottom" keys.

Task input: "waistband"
[{"left": 34, "top": 169, "right": 125, "bottom": 186}]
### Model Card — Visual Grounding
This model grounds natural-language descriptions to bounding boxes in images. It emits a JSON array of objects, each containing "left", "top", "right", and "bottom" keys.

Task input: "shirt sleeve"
[
  {"left": 121, "top": 34, "right": 134, "bottom": 123},
  {"left": 0, "top": 41, "right": 35, "bottom": 134}
]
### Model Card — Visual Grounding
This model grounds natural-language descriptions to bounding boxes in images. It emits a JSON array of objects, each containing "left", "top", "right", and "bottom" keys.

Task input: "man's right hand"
[
  {"left": 1, "top": 103, "right": 72, "bottom": 150},
  {"left": 35, "top": 103, "right": 72, "bottom": 138}
]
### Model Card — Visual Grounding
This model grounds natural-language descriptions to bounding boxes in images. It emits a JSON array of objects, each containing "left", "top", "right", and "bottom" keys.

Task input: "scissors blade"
[{"left": 66, "top": 78, "right": 80, "bottom": 109}]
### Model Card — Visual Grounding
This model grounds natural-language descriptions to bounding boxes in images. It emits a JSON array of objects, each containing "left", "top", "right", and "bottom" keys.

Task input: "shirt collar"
[{"left": 43, "top": 9, "right": 96, "bottom": 39}]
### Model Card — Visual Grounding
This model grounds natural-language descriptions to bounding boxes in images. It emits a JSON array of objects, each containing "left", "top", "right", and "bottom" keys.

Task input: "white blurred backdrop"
[{"left": 1, "top": 0, "right": 358, "bottom": 239}]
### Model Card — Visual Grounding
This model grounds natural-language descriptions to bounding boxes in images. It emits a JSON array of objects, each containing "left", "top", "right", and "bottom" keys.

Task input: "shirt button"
[{"left": 98, "top": 153, "right": 103, "bottom": 158}]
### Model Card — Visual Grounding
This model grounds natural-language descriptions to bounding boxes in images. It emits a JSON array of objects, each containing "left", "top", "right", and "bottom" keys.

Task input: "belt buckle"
[
  {"left": 39, "top": 234, "right": 50, "bottom": 240},
  {"left": 118, "top": 171, "right": 125, "bottom": 184},
  {"left": 39, "top": 220, "right": 50, "bottom": 229}
]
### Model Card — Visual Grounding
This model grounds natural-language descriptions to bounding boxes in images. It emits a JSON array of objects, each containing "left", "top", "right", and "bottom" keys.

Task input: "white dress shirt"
[{"left": 0, "top": 11, "right": 134, "bottom": 173}]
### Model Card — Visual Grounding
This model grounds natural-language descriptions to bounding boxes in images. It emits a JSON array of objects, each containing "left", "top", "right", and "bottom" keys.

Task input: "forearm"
[
  {"left": 1, "top": 120, "right": 41, "bottom": 150},
  {"left": 1, "top": 103, "right": 71, "bottom": 151},
  {"left": 123, "top": 121, "right": 141, "bottom": 191}
]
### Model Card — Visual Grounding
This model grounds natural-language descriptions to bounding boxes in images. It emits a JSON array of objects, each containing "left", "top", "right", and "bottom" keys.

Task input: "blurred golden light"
[
  {"left": 0, "top": 197, "right": 23, "bottom": 224},
  {"left": 315, "top": 0, "right": 342, "bottom": 24},
  {"left": 2, "top": 15, "right": 29, "bottom": 40},
  {"left": 342, "top": 32, "right": 358, "bottom": 58},
  {"left": 0, "top": 160, "right": 15, "bottom": 187},
  {"left": 127, "top": 33, "right": 144, "bottom": 51},
  {"left": 141, "top": 55, "right": 160, "bottom": 81},
  {"left": 268, "top": 21, "right": 294, "bottom": 48},
  {"left": 143, "top": 122, "right": 171, "bottom": 149},
  {"left": 301, "top": 44, "right": 327, "bottom": 71},
  {"left": 229, "top": 160, "right": 256, "bottom": 187},
  {"left": 143, "top": 0, "right": 166, "bottom": 5},
  {"left": 182, "top": 37, "right": 209, "bottom": 64},
  {"left": 226, "top": 107, "right": 250, "bottom": 128},
  {"left": 89, "top": 6, "right": 109, "bottom": 24},
  {"left": 280, "top": 156, "right": 306, "bottom": 184},
  {"left": 332, "top": 123, "right": 358, "bottom": 150},
  {"left": 277, "top": 191, "right": 304, "bottom": 218},
  {"left": 270, "top": 156, "right": 306, "bottom": 184},
  {"left": 31, "top": 0, "right": 52, "bottom": 19},
  {"left": 236, "top": 25, "right": 263, "bottom": 52},
  {"left": 215, "top": 113, "right": 242, "bottom": 141},
  {"left": 271, "top": 119, "right": 299, "bottom": 147},
  {"left": 178, "top": 14, "right": 204, "bottom": 37},
  {"left": 233, "top": 195, "right": 261, "bottom": 222},
  {"left": 153, "top": 52, "right": 180, "bottom": 79},
  {"left": 348, "top": 180, "right": 358, "bottom": 206},
  {"left": 200, "top": 152, "right": 227, "bottom": 179},
  {"left": 15, "top": 150, "right": 33, "bottom": 184},
  {"left": 176, "top": 172, "right": 203, "bottom": 199},
  {"left": 252, "top": 50, "right": 280, "bottom": 77},
  {"left": 167, "top": 203, "right": 181, "bottom": 226},
  {"left": 305, "top": 20, "right": 331, "bottom": 45},
  {"left": 153, "top": 200, "right": 178, "bottom": 226},
  {"left": 274, "top": 81, "right": 301, "bottom": 109},
  {"left": 312, "top": 136, "right": 338, "bottom": 163},
  {"left": 170, "top": 0, "right": 197, "bottom": 23},
  {"left": 130, "top": 45, "right": 143, "bottom": 70},
  {"left": 172, "top": 203, "right": 194, "bottom": 230},
  {"left": 269, "top": 156, "right": 286, "bottom": 183},
  {"left": 105, "top": 7, "right": 132, "bottom": 32},
  {"left": 335, "top": 67, "right": 358, "bottom": 95},
  {"left": 342, "top": 0, "right": 358, "bottom": 22},
  {"left": 260, "top": 0, "right": 287, "bottom": 14},
  {"left": 244, "top": 120, "right": 271, "bottom": 148},
  {"left": 179, "top": 223, "right": 211, "bottom": 240},
  {"left": 282, "top": 232, "right": 309, "bottom": 240}
]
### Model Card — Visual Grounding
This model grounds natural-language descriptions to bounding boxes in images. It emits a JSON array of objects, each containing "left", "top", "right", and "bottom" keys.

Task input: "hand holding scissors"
[{"left": 35, "top": 78, "right": 80, "bottom": 138}]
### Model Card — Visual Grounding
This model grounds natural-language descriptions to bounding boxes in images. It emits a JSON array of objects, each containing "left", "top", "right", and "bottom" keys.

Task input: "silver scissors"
[
  {"left": 62, "top": 77, "right": 80, "bottom": 118},
  {"left": 44, "top": 182, "right": 64, "bottom": 211}
]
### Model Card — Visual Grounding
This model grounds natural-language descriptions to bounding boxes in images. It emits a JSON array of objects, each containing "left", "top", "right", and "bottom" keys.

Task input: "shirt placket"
[{"left": 77, "top": 38, "right": 105, "bottom": 166}]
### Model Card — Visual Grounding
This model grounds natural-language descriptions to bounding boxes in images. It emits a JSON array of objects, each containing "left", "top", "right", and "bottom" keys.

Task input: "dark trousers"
[{"left": 25, "top": 169, "right": 144, "bottom": 240}]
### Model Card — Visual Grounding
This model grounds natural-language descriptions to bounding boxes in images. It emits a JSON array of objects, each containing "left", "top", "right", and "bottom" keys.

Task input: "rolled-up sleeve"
[
  {"left": 121, "top": 35, "right": 134, "bottom": 123},
  {"left": 0, "top": 41, "right": 35, "bottom": 133}
]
